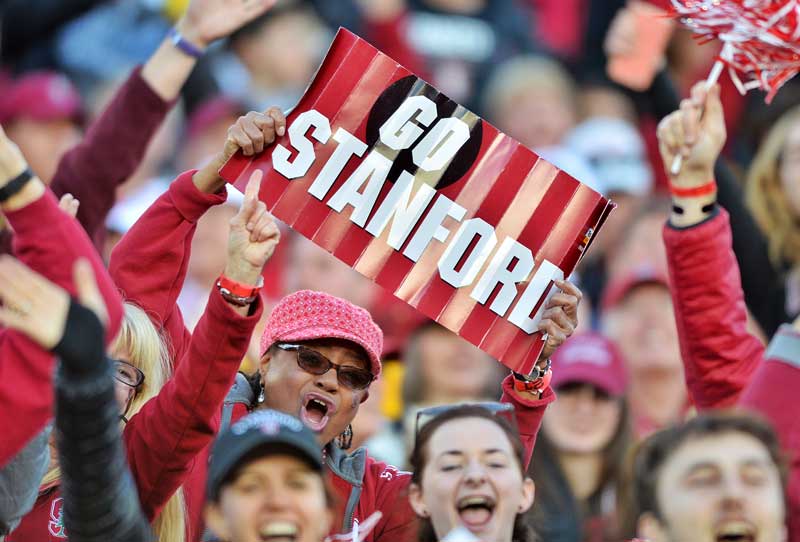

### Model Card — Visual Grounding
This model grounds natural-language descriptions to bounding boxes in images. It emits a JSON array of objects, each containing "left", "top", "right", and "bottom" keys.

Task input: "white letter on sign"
[
  {"left": 379, "top": 96, "right": 437, "bottom": 151},
  {"left": 470, "top": 238, "right": 534, "bottom": 317},
  {"left": 403, "top": 195, "right": 466, "bottom": 262},
  {"left": 507, "top": 260, "right": 564, "bottom": 333},
  {"left": 327, "top": 151, "right": 391, "bottom": 227},
  {"left": 412, "top": 117, "right": 470, "bottom": 172},
  {"left": 365, "top": 171, "right": 437, "bottom": 250},
  {"left": 272, "top": 110, "right": 331, "bottom": 179},
  {"left": 438, "top": 218, "right": 498, "bottom": 288},
  {"left": 308, "top": 128, "right": 367, "bottom": 200}
]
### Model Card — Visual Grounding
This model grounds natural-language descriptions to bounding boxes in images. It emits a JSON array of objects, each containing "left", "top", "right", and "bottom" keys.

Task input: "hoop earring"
[{"left": 337, "top": 424, "right": 353, "bottom": 449}]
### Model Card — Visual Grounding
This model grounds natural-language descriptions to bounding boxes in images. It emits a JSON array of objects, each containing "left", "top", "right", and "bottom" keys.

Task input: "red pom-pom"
[{"left": 670, "top": 0, "right": 800, "bottom": 102}]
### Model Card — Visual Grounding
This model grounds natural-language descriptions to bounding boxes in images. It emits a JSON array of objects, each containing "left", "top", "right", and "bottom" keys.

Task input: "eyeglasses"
[
  {"left": 414, "top": 402, "right": 517, "bottom": 444},
  {"left": 276, "top": 343, "right": 375, "bottom": 391},
  {"left": 111, "top": 358, "right": 145, "bottom": 389}
]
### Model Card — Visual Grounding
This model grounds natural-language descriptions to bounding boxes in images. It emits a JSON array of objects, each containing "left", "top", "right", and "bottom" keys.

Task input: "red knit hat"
[{"left": 260, "top": 290, "right": 384, "bottom": 377}]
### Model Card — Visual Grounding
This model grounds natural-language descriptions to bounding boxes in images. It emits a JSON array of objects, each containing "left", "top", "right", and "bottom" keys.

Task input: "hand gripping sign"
[{"left": 220, "top": 29, "right": 614, "bottom": 375}]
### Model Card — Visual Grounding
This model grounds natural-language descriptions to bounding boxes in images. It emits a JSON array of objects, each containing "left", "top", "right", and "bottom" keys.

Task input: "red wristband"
[
  {"left": 216, "top": 274, "right": 262, "bottom": 299},
  {"left": 669, "top": 179, "right": 717, "bottom": 198},
  {"left": 512, "top": 367, "right": 552, "bottom": 394},
  {"left": 512, "top": 370, "right": 552, "bottom": 394}
]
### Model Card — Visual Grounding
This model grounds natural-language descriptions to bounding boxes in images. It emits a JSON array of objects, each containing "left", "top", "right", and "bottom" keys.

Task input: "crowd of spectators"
[{"left": 1, "top": 0, "right": 799, "bottom": 541}]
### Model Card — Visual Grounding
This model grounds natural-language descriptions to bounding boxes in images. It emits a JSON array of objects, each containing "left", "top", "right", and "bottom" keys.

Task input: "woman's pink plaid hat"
[{"left": 259, "top": 290, "right": 384, "bottom": 378}]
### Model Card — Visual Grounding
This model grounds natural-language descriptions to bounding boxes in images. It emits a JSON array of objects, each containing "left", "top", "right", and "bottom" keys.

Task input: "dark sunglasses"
[
  {"left": 276, "top": 343, "right": 374, "bottom": 390},
  {"left": 414, "top": 401, "right": 517, "bottom": 444},
  {"left": 110, "top": 358, "right": 145, "bottom": 389}
]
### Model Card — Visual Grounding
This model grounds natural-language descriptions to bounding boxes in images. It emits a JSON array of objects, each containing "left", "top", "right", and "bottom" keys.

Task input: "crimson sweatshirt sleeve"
[
  {"left": 739, "top": 326, "right": 800, "bottom": 541},
  {"left": 662, "top": 208, "right": 765, "bottom": 409},
  {"left": 123, "top": 288, "right": 262, "bottom": 520},
  {"left": 49, "top": 67, "right": 172, "bottom": 248},
  {"left": 109, "top": 170, "right": 226, "bottom": 363},
  {"left": 369, "top": 462, "right": 416, "bottom": 542},
  {"left": 0, "top": 190, "right": 123, "bottom": 467},
  {"left": 500, "top": 374, "right": 556, "bottom": 469}
]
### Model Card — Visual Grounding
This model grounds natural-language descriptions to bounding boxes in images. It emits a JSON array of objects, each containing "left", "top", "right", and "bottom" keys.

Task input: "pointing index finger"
[{"left": 244, "top": 169, "right": 263, "bottom": 203}]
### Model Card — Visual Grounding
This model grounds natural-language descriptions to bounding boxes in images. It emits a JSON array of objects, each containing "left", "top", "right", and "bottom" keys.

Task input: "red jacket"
[
  {"left": 108, "top": 170, "right": 555, "bottom": 542},
  {"left": 0, "top": 67, "right": 171, "bottom": 255},
  {"left": 7, "top": 284, "right": 261, "bottom": 542},
  {"left": 0, "top": 190, "right": 123, "bottom": 468},
  {"left": 663, "top": 208, "right": 800, "bottom": 540}
]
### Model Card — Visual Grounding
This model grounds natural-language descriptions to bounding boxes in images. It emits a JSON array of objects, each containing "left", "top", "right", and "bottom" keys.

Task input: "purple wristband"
[{"left": 168, "top": 27, "right": 205, "bottom": 59}]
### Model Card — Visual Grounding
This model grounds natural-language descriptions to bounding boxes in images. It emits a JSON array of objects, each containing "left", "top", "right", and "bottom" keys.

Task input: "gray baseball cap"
[{"left": 207, "top": 410, "right": 322, "bottom": 501}]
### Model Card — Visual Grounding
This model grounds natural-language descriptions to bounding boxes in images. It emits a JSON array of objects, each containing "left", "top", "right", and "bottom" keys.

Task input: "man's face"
[
  {"left": 643, "top": 432, "right": 786, "bottom": 542},
  {"left": 260, "top": 340, "right": 371, "bottom": 446}
]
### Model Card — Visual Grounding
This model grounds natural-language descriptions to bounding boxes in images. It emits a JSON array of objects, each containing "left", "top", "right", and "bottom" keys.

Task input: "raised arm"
[
  {"left": 109, "top": 107, "right": 285, "bottom": 362},
  {"left": 0, "top": 128, "right": 123, "bottom": 466},
  {"left": 657, "top": 83, "right": 765, "bottom": 408},
  {"left": 502, "top": 279, "right": 581, "bottom": 468},
  {"left": 48, "top": 0, "right": 279, "bottom": 248},
  {"left": 652, "top": 69, "right": 788, "bottom": 337},
  {"left": 122, "top": 172, "right": 280, "bottom": 519},
  {"left": 0, "top": 257, "right": 154, "bottom": 542}
]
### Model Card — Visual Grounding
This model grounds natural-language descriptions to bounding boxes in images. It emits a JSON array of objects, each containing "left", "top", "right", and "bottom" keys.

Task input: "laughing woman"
[{"left": 408, "top": 404, "right": 537, "bottom": 542}]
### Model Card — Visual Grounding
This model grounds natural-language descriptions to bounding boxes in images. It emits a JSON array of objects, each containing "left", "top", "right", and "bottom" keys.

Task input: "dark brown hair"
[
  {"left": 631, "top": 411, "right": 788, "bottom": 522},
  {"left": 409, "top": 405, "right": 537, "bottom": 542},
  {"left": 530, "top": 391, "right": 633, "bottom": 539}
]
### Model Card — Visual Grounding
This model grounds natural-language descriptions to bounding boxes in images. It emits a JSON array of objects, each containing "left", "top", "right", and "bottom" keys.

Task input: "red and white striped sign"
[{"left": 220, "top": 28, "right": 614, "bottom": 374}]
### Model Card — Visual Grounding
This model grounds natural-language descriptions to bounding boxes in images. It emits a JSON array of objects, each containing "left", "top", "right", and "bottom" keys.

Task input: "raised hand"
[
  {"left": 192, "top": 107, "right": 286, "bottom": 195},
  {"left": 221, "top": 107, "right": 287, "bottom": 161},
  {"left": 0, "top": 125, "right": 29, "bottom": 184},
  {"left": 537, "top": 279, "right": 582, "bottom": 363},
  {"left": 0, "top": 125, "right": 45, "bottom": 211},
  {"left": 223, "top": 170, "right": 280, "bottom": 287},
  {"left": 176, "top": 0, "right": 278, "bottom": 49},
  {"left": 657, "top": 82, "right": 726, "bottom": 186},
  {"left": 0, "top": 257, "right": 106, "bottom": 349}
]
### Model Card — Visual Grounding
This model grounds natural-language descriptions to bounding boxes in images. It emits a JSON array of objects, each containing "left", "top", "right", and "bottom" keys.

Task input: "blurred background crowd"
[{"left": 1, "top": 0, "right": 799, "bottom": 539}]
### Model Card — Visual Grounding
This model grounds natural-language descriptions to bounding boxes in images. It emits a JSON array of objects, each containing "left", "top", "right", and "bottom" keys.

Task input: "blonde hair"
[
  {"left": 746, "top": 105, "right": 800, "bottom": 268},
  {"left": 42, "top": 303, "right": 186, "bottom": 542},
  {"left": 483, "top": 54, "right": 576, "bottom": 119}
]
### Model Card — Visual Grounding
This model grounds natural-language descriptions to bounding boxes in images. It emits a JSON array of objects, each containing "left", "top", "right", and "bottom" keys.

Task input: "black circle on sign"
[{"left": 365, "top": 75, "right": 483, "bottom": 190}]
